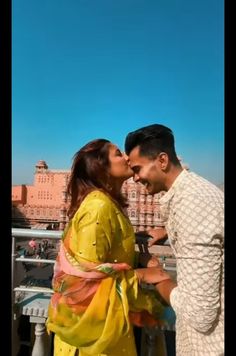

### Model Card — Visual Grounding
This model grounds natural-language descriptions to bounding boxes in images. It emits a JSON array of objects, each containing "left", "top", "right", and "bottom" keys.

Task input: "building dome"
[{"left": 35, "top": 160, "right": 48, "bottom": 169}]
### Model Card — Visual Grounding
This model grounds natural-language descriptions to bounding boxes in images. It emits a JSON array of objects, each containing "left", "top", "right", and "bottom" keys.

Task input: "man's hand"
[
  {"left": 147, "top": 227, "right": 168, "bottom": 247},
  {"left": 136, "top": 231, "right": 161, "bottom": 267},
  {"left": 155, "top": 279, "right": 177, "bottom": 305}
]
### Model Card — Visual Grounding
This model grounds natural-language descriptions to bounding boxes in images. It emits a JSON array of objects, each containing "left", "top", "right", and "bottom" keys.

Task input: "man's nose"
[
  {"left": 133, "top": 173, "right": 140, "bottom": 182},
  {"left": 123, "top": 152, "right": 129, "bottom": 161}
]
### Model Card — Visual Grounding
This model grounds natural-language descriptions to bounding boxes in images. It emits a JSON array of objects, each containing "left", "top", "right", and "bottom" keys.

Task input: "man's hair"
[{"left": 125, "top": 124, "right": 180, "bottom": 165}]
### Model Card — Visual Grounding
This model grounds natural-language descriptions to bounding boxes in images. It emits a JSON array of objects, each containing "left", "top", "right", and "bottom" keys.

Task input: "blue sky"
[{"left": 12, "top": 0, "right": 224, "bottom": 186}]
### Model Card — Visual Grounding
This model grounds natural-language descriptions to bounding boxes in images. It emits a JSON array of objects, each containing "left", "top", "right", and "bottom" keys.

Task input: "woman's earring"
[{"left": 106, "top": 183, "right": 112, "bottom": 191}]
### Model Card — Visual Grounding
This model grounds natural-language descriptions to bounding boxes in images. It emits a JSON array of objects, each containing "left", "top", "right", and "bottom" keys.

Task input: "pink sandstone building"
[{"left": 12, "top": 159, "right": 188, "bottom": 231}]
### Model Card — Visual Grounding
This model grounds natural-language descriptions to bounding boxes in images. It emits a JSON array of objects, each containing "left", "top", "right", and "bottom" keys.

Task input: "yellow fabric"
[
  {"left": 47, "top": 191, "right": 164, "bottom": 355},
  {"left": 70, "top": 191, "right": 136, "bottom": 266},
  {"left": 54, "top": 331, "right": 137, "bottom": 356}
]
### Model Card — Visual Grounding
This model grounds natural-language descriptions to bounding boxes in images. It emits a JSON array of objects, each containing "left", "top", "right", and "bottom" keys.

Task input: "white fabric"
[{"left": 160, "top": 169, "right": 224, "bottom": 356}]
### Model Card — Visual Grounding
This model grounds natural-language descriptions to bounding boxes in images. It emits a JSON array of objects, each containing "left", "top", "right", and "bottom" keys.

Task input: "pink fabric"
[
  {"left": 29, "top": 240, "right": 36, "bottom": 248},
  {"left": 57, "top": 242, "right": 131, "bottom": 280}
]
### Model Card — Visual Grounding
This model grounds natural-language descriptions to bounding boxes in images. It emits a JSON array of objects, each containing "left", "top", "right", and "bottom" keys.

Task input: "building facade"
[
  {"left": 12, "top": 159, "right": 188, "bottom": 231},
  {"left": 12, "top": 160, "right": 69, "bottom": 230}
]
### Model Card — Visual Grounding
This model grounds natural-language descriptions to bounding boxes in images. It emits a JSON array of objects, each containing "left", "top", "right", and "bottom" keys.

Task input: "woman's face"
[{"left": 108, "top": 144, "right": 133, "bottom": 181}]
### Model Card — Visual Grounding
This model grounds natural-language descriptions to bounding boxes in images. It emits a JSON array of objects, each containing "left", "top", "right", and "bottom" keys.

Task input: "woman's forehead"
[{"left": 109, "top": 143, "right": 119, "bottom": 151}]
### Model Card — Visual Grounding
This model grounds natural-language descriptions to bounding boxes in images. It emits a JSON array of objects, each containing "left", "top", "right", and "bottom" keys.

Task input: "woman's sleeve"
[
  {"left": 124, "top": 270, "right": 165, "bottom": 321},
  {"left": 70, "top": 197, "right": 114, "bottom": 264}
]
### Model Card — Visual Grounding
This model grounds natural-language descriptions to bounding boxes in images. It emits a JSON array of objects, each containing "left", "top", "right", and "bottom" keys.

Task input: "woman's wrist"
[{"left": 135, "top": 267, "right": 172, "bottom": 285}]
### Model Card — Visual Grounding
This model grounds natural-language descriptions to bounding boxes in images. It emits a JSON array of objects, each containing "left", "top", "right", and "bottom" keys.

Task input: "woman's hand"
[{"left": 135, "top": 266, "right": 171, "bottom": 285}]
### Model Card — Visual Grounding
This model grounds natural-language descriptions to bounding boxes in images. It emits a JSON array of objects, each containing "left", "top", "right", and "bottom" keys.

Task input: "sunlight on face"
[
  {"left": 108, "top": 144, "right": 133, "bottom": 180},
  {"left": 128, "top": 146, "right": 165, "bottom": 194}
]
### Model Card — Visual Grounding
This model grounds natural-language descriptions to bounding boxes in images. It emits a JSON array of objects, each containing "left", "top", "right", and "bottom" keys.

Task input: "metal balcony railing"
[{"left": 12, "top": 228, "right": 176, "bottom": 356}]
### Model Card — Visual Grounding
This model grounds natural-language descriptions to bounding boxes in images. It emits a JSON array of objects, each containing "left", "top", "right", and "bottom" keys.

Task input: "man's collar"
[{"left": 160, "top": 169, "right": 189, "bottom": 204}]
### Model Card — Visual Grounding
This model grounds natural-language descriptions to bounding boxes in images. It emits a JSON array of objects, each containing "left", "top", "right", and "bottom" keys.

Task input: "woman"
[{"left": 46, "top": 139, "right": 171, "bottom": 356}]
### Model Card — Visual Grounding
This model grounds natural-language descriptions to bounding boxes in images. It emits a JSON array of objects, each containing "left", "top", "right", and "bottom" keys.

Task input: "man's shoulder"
[{"left": 176, "top": 172, "right": 224, "bottom": 207}]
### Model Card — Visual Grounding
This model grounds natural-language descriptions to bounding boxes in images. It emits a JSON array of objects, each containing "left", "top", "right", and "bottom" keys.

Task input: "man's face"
[{"left": 128, "top": 146, "right": 166, "bottom": 194}]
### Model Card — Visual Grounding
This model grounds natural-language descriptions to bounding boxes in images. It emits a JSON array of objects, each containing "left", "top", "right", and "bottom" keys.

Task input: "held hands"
[
  {"left": 135, "top": 266, "right": 171, "bottom": 285},
  {"left": 138, "top": 252, "right": 160, "bottom": 268},
  {"left": 136, "top": 231, "right": 160, "bottom": 267}
]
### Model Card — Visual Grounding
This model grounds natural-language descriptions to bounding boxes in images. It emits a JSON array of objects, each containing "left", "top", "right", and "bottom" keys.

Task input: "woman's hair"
[{"left": 67, "top": 139, "right": 127, "bottom": 219}]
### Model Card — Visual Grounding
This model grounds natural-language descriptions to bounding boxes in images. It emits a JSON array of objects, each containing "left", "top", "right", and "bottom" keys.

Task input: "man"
[{"left": 125, "top": 124, "right": 224, "bottom": 356}]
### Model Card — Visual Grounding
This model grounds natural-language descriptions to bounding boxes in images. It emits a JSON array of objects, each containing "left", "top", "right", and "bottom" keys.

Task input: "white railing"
[
  {"left": 12, "top": 228, "right": 176, "bottom": 356},
  {"left": 12, "top": 228, "right": 61, "bottom": 356}
]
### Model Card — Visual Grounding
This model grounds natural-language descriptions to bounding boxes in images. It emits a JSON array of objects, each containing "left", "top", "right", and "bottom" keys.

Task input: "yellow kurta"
[{"left": 47, "top": 191, "right": 164, "bottom": 356}]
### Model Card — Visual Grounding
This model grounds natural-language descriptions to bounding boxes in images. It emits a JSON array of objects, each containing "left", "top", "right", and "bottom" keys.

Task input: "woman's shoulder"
[
  {"left": 85, "top": 190, "right": 112, "bottom": 204},
  {"left": 77, "top": 190, "right": 115, "bottom": 215},
  {"left": 72, "top": 190, "right": 119, "bottom": 225}
]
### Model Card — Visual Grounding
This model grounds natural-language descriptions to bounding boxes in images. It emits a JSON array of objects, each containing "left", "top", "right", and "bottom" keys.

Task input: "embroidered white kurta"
[{"left": 160, "top": 169, "right": 224, "bottom": 356}]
